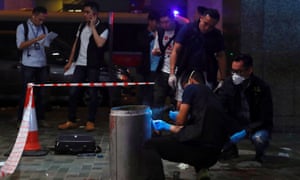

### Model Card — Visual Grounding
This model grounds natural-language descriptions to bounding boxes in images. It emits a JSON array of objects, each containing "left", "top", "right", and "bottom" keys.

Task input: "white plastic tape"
[{"left": 0, "top": 86, "right": 33, "bottom": 178}]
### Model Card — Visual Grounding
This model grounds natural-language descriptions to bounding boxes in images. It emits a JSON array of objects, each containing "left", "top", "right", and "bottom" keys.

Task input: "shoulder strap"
[
  {"left": 77, "top": 22, "right": 85, "bottom": 36},
  {"left": 157, "top": 28, "right": 164, "bottom": 52},
  {"left": 164, "top": 34, "right": 176, "bottom": 51},
  {"left": 156, "top": 29, "right": 177, "bottom": 72},
  {"left": 23, "top": 22, "right": 46, "bottom": 41},
  {"left": 157, "top": 29, "right": 176, "bottom": 55},
  {"left": 18, "top": 22, "right": 28, "bottom": 61},
  {"left": 23, "top": 22, "right": 28, "bottom": 41},
  {"left": 41, "top": 24, "right": 46, "bottom": 34}
]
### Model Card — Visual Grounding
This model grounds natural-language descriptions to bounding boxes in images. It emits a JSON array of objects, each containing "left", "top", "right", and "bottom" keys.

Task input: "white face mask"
[{"left": 232, "top": 73, "right": 245, "bottom": 85}]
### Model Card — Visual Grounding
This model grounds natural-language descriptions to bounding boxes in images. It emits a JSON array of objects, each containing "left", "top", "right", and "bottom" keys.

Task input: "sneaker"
[
  {"left": 58, "top": 121, "right": 78, "bottom": 130},
  {"left": 197, "top": 168, "right": 210, "bottom": 180},
  {"left": 85, "top": 121, "right": 95, "bottom": 131}
]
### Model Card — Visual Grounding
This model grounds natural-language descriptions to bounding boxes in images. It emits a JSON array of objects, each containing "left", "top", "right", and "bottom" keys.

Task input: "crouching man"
[
  {"left": 141, "top": 70, "right": 228, "bottom": 180},
  {"left": 216, "top": 54, "right": 273, "bottom": 163}
]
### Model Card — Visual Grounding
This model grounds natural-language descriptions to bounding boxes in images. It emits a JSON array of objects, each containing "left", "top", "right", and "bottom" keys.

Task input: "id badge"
[{"left": 34, "top": 43, "right": 40, "bottom": 50}]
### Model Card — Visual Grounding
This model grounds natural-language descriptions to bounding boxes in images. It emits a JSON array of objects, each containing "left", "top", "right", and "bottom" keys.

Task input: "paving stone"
[{"left": 1, "top": 107, "right": 300, "bottom": 179}]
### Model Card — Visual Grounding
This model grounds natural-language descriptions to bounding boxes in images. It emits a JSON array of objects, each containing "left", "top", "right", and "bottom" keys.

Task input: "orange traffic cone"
[
  {"left": 22, "top": 84, "right": 48, "bottom": 156},
  {"left": 23, "top": 93, "right": 41, "bottom": 151},
  {"left": 1, "top": 84, "right": 48, "bottom": 177}
]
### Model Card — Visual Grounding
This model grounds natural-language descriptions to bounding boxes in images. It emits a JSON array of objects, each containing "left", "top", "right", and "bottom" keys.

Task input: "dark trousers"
[
  {"left": 136, "top": 71, "right": 156, "bottom": 106},
  {"left": 18, "top": 65, "right": 48, "bottom": 122},
  {"left": 141, "top": 135, "right": 220, "bottom": 179},
  {"left": 152, "top": 72, "right": 176, "bottom": 119},
  {"left": 68, "top": 66, "right": 99, "bottom": 123}
]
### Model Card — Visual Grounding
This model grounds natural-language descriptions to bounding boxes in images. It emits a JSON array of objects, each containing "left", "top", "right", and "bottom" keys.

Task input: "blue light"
[{"left": 173, "top": 10, "right": 179, "bottom": 16}]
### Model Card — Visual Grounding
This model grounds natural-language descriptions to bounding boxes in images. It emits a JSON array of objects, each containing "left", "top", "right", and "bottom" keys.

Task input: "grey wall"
[{"left": 241, "top": 0, "right": 300, "bottom": 132}]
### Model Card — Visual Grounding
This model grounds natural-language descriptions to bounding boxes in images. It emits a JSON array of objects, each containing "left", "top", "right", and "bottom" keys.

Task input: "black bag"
[{"left": 54, "top": 133, "right": 97, "bottom": 155}]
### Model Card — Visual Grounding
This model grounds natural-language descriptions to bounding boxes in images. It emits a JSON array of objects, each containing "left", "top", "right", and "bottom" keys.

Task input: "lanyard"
[{"left": 29, "top": 22, "right": 41, "bottom": 38}]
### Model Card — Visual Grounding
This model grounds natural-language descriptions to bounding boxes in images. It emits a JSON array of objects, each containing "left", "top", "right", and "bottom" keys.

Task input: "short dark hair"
[
  {"left": 83, "top": 1, "right": 100, "bottom": 13},
  {"left": 197, "top": 6, "right": 208, "bottom": 16},
  {"left": 233, "top": 54, "right": 253, "bottom": 69},
  {"left": 159, "top": 9, "right": 174, "bottom": 20},
  {"left": 32, "top": 6, "right": 47, "bottom": 15},
  {"left": 148, "top": 10, "right": 159, "bottom": 21},
  {"left": 204, "top": 8, "right": 220, "bottom": 21}
]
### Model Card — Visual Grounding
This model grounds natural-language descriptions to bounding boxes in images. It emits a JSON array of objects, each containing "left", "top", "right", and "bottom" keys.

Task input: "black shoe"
[
  {"left": 219, "top": 143, "right": 239, "bottom": 160},
  {"left": 253, "top": 155, "right": 264, "bottom": 163}
]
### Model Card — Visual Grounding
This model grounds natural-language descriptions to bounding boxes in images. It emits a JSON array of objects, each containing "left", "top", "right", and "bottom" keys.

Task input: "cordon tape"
[{"left": 0, "top": 81, "right": 154, "bottom": 178}]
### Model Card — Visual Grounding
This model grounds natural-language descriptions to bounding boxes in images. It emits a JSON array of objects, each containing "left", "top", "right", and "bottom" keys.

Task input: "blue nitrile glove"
[
  {"left": 230, "top": 129, "right": 247, "bottom": 144},
  {"left": 169, "top": 110, "right": 179, "bottom": 121},
  {"left": 152, "top": 120, "right": 171, "bottom": 131}
]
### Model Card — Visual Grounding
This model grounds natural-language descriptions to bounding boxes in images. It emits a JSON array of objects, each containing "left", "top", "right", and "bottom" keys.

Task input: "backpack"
[{"left": 18, "top": 22, "right": 46, "bottom": 60}]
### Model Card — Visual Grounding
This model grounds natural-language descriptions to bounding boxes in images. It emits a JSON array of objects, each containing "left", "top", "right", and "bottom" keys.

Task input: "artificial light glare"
[{"left": 173, "top": 10, "right": 179, "bottom": 16}]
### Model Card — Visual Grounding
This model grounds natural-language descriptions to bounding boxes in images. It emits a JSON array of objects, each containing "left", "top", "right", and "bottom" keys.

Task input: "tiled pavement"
[{"left": 1, "top": 106, "right": 300, "bottom": 180}]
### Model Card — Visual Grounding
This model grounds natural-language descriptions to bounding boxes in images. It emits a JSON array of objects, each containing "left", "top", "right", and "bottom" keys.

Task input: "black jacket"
[
  {"left": 217, "top": 74, "right": 273, "bottom": 135},
  {"left": 74, "top": 20, "right": 108, "bottom": 68}
]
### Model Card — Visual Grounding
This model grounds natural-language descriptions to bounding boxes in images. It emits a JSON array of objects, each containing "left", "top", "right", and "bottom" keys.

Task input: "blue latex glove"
[
  {"left": 230, "top": 129, "right": 247, "bottom": 144},
  {"left": 152, "top": 120, "right": 171, "bottom": 131},
  {"left": 168, "top": 110, "right": 179, "bottom": 121}
]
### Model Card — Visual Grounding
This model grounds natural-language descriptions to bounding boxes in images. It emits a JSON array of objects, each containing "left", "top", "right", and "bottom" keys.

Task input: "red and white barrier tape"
[
  {"left": 33, "top": 81, "right": 154, "bottom": 87},
  {"left": 0, "top": 86, "right": 33, "bottom": 178},
  {"left": 0, "top": 81, "right": 154, "bottom": 178}
]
